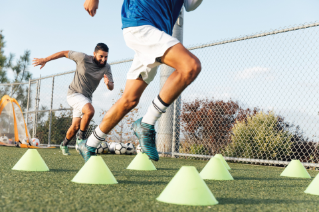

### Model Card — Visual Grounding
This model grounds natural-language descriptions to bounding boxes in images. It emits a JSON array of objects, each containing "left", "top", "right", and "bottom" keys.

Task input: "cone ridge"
[
  {"left": 127, "top": 152, "right": 157, "bottom": 171},
  {"left": 72, "top": 156, "right": 118, "bottom": 184},
  {"left": 280, "top": 160, "right": 311, "bottom": 178},
  {"left": 200, "top": 157, "right": 234, "bottom": 180},
  {"left": 157, "top": 166, "right": 218, "bottom": 206},
  {"left": 12, "top": 149, "right": 49, "bottom": 171},
  {"left": 214, "top": 154, "right": 231, "bottom": 170},
  {"left": 305, "top": 173, "right": 319, "bottom": 195}
]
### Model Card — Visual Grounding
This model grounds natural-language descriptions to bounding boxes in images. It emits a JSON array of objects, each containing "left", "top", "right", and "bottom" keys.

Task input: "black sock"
[
  {"left": 62, "top": 137, "right": 71, "bottom": 146},
  {"left": 78, "top": 130, "right": 86, "bottom": 140}
]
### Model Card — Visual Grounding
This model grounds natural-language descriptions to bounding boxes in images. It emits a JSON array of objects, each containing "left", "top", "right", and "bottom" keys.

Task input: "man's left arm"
[{"left": 184, "top": 0, "right": 203, "bottom": 12}]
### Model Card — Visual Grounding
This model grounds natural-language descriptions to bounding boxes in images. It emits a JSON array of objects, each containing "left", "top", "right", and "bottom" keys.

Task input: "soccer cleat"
[
  {"left": 132, "top": 117, "right": 159, "bottom": 161},
  {"left": 60, "top": 142, "right": 71, "bottom": 156},
  {"left": 77, "top": 140, "right": 96, "bottom": 163},
  {"left": 75, "top": 137, "right": 82, "bottom": 154}
]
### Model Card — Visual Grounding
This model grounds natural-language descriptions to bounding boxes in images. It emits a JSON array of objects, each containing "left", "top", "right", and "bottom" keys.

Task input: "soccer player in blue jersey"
[{"left": 78, "top": 0, "right": 203, "bottom": 162}]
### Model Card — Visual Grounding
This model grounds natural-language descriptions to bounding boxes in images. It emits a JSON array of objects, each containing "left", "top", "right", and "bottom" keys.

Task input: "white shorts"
[
  {"left": 67, "top": 93, "right": 92, "bottom": 118},
  {"left": 123, "top": 25, "right": 180, "bottom": 84}
]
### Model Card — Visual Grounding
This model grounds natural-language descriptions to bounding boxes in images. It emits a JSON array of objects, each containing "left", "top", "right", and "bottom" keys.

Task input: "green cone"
[
  {"left": 72, "top": 156, "right": 118, "bottom": 184},
  {"left": 305, "top": 173, "right": 319, "bottom": 195},
  {"left": 200, "top": 157, "right": 234, "bottom": 180},
  {"left": 214, "top": 154, "right": 231, "bottom": 170},
  {"left": 280, "top": 160, "right": 311, "bottom": 178},
  {"left": 157, "top": 166, "right": 218, "bottom": 206},
  {"left": 12, "top": 149, "right": 49, "bottom": 171},
  {"left": 127, "top": 152, "right": 157, "bottom": 171}
]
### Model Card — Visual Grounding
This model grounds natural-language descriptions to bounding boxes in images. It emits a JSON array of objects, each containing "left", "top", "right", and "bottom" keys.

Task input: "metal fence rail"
[{"left": 1, "top": 21, "right": 319, "bottom": 167}]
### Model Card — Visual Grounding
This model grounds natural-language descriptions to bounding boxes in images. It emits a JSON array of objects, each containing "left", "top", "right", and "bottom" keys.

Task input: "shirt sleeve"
[
  {"left": 68, "top": 51, "right": 86, "bottom": 63},
  {"left": 184, "top": 0, "right": 203, "bottom": 12},
  {"left": 105, "top": 64, "right": 114, "bottom": 83}
]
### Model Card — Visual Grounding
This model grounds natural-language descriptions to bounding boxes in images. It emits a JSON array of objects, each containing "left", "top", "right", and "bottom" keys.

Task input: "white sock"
[
  {"left": 142, "top": 95, "right": 169, "bottom": 125},
  {"left": 86, "top": 125, "right": 107, "bottom": 148}
]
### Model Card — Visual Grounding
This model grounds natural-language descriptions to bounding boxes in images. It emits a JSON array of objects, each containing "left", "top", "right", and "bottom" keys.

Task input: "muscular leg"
[
  {"left": 99, "top": 77, "right": 148, "bottom": 133},
  {"left": 80, "top": 103, "right": 95, "bottom": 131},
  {"left": 66, "top": 117, "right": 81, "bottom": 140},
  {"left": 159, "top": 43, "right": 201, "bottom": 104}
]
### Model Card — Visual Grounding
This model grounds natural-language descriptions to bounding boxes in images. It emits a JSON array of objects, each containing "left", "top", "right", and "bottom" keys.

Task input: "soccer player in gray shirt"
[{"left": 32, "top": 43, "right": 114, "bottom": 155}]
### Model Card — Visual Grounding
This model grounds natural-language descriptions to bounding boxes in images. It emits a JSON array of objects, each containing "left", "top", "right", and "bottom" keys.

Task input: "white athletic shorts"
[
  {"left": 123, "top": 25, "right": 180, "bottom": 84},
  {"left": 67, "top": 93, "right": 92, "bottom": 118}
]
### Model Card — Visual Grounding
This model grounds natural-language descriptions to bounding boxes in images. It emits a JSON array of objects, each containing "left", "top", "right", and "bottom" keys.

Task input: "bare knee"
[
  {"left": 84, "top": 108, "right": 95, "bottom": 119},
  {"left": 183, "top": 57, "right": 202, "bottom": 84}
]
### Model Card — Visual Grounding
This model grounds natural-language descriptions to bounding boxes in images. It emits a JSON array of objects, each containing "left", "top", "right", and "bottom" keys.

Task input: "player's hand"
[
  {"left": 104, "top": 74, "right": 109, "bottom": 85},
  {"left": 32, "top": 58, "right": 47, "bottom": 69},
  {"left": 84, "top": 0, "right": 99, "bottom": 17}
]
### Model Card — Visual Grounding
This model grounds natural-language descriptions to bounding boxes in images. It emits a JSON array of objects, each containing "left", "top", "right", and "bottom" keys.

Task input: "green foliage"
[
  {"left": 0, "top": 30, "right": 32, "bottom": 109},
  {"left": 180, "top": 143, "right": 209, "bottom": 156},
  {"left": 0, "top": 30, "right": 9, "bottom": 83},
  {"left": 223, "top": 111, "right": 293, "bottom": 160}
]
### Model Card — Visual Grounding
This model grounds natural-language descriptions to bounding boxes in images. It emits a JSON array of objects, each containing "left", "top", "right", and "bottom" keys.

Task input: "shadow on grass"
[
  {"left": 50, "top": 169, "right": 78, "bottom": 173},
  {"left": 117, "top": 180, "right": 167, "bottom": 185},
  {"left": 156, "top": 168, "right": 179, "bottom": 171},
  {"left": 234, "top": 177, "right": 309, "bottom": 181},
  {"left": 217, "top": 197, "right": 313, "bottom": 205}
]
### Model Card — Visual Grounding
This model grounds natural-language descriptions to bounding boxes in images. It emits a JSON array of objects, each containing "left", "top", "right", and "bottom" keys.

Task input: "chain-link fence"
[{"left": 1, "top": 22, "right": 319, "bottom": 167}]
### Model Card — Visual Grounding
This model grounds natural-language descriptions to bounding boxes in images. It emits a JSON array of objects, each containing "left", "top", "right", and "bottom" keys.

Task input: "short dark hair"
[{"left": 95, "top": 43, "right": 109, "bottom": 53}]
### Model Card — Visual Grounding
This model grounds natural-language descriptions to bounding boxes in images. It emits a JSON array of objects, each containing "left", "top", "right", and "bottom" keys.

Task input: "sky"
[
  {"left": 2, "top": 0, "right": 319, "bottom": 141},
  {"left": 1, "top": 0, "right": 319, "bottom": 78}
]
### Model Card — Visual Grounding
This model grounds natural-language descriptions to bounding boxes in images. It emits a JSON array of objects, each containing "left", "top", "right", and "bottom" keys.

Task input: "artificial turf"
[{"left": 0, "top": 146, "right": 319, "bottom": 212}]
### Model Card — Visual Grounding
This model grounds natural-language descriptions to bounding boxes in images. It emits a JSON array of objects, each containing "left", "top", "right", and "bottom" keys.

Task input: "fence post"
[
  {"left": 33, "top": 75, "right": 41, "bottom": 138},
  {"left": 48, "top": 76, "right": 54, "bottom": 146},
  {"left": 25, "top": 79, "right": 31, "bottom": 134},
  {"left": 32, "top": 79, "right": 39, "bottom": 137},
  {"left": 157, "top": 8, "right": 183, "bottom": 157},
  {"left": 10, "top": 84, "right": 13, "bottom": 97}
]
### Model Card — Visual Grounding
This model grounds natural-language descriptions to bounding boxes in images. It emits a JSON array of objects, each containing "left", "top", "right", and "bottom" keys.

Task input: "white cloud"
[{"left": 235, "top": 66, "right": 270, "bottom": 80}]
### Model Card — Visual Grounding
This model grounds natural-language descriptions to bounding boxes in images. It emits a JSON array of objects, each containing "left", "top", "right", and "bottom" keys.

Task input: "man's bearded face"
[{"left": 93, "top": 50, "right": 108, "bottom": 68}]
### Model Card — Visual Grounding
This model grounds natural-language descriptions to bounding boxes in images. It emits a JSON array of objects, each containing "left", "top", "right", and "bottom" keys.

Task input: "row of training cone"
[
  {"left": 12, "top": 150, "right": 233, "bottom": 181},
  {"left": 12, "top": 150, "right": 233, "bottom": 206},
  {"left": 12, "top": 150, "right": 319, "bottom": 205}
]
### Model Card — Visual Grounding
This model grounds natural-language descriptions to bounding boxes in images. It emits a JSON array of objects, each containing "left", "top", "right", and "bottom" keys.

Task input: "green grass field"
[{"left": 0, "top": 146, "right": 319, "bottom": 211}]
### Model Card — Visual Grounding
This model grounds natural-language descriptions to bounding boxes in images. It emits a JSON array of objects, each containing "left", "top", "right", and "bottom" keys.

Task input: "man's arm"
[
  {"left": 104, "top": 74, "right": 114, "bottom": 91},
  {"left": 184, "top": 0, "right": 203, "bottom": 12},
  {"left": 84, "top": 0, "right": 99, "bottom": 17},
  {"left": 32, "top": 51, "right": 69, "bottom": 69}
]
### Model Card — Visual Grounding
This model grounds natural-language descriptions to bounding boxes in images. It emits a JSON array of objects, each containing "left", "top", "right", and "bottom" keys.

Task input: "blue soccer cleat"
[
  {"left": 132, "top": 117, "right": 159, "bottom": 161},
  {"left": 77, "top": 140, "right": 96, "bottom": 163}
]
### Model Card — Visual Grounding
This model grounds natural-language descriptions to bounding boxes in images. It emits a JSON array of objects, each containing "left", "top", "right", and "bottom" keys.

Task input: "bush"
[{"left": 223, "top": 111, "right": 293, "bottom": 160}]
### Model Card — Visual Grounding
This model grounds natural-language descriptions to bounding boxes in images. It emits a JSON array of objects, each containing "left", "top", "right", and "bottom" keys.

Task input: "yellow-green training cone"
[
  {"left": 305, "top": 173, "right": 319, "bottom": 195},
  {"left": 72, "top": 156, "right": 118, "bottom": 184},
  {"left": 280, "top": 160, "right": 311, "bottom": 178},
  {"left": 127, "top": 152, "right": 157, "bottom": 171},
  {"left": 12, "top": 149, "right": 49, "bottom": 171},
  {"left": 214, "top": 154, "right": 231, "bottom": 170},
  {"left": 200, "top": 157, "right": 234, "bottom": 180},
  {"left": 157, "top": 166, "right": 218, "bottom": 206}
]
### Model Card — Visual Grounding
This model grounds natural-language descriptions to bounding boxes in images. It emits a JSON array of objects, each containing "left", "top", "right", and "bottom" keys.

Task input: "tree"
[
  {"left": 179, "top": 98, "right": 258, "bottom": 155},
  {"left": 0, "top": 30, "right": 32, "bottom": 109},
  {"left": 5, "top": 50, "right": 32, "bottom": 108},
  {"left": 0, "top": 30, "right": 9, "bottom": 83}
]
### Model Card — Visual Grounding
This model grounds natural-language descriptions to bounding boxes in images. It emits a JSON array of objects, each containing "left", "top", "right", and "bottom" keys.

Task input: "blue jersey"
[{"left": 121, "top": 0, "right": 184, "bottom": 36}]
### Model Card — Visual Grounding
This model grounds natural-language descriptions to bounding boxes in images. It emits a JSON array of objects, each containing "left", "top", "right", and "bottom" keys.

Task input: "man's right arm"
[{"left": 32, "top": 51, "right": 69, "bottom": 69}]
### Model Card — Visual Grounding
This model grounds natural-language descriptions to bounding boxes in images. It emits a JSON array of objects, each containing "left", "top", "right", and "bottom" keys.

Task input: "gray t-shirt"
[{"left": 67, "top": 51, "right": 113, "bottom": 100}]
